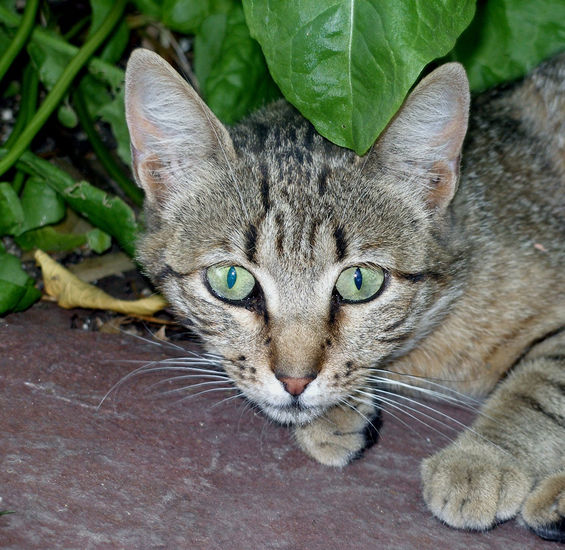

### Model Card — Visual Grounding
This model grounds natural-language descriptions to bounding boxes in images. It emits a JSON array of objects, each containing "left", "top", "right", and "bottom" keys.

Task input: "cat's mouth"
[{"left": 261, "top": 401, "right": 326, "bottom": 425}]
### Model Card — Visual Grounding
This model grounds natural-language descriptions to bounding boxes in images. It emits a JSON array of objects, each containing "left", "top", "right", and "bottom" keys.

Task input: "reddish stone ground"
[{"left": 0, "top": 302, "right": 557, "bottom": 549}]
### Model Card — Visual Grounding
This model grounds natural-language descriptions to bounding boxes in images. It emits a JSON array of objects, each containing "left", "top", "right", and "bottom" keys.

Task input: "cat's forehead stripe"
[
  {"left": 245, "top": 224, "right": 258, "bottom": 263},
  {"left": 334, "top": 225, "right": 348, "bottom": 261}
]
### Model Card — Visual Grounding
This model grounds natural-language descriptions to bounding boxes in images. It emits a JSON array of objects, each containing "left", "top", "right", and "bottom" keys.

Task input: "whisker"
[
  {"left": 211, "top": 392, "right": 246, "bottom": 410},
  {"left": 353, "top": 393, "right": 459, "bottom": 445},
  {"left": 357, "top": 388, "right": 472, "bottom": 434},
  {"left": 337, "top": 397, "right": 382, "bottom": 437},
  {"left": 368, "top": 368, "right": 483, "bottom": 405},
  {"left": 169, "top": 386, "right": 239, "bottom": 407},
  {"left": 354, "top": 390, "right": 511, "bottom": 456},
  {"left": 365, "top": 375, "right": 483, "bottom": 414},
  {"left": 350, "top": 395, "right": 428, "bottom": 441},
  {"left": 157, "top": 380, "right": 233, "bottom": 397},
  {"left": 98, "top": 355, "right": 225, "bottom": 409},
  {"left": 144, "top": 373, "right": 230, "bottom": 392}
]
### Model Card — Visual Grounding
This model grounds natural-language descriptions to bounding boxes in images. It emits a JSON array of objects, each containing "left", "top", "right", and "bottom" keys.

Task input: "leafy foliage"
[{"left": 0, "top": 0, "right": 563, "bottom": 315}]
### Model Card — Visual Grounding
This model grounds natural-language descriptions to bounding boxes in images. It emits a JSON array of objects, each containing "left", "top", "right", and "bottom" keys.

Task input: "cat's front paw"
[
  {"left": 421, "top": 444, "right": 532, "bottom": 530},
  {"left": 294, "top": 405, "right": 380, "bottom": 467}
]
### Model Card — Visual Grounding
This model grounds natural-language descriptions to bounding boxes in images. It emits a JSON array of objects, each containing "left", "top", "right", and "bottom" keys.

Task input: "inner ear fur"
[
  {"left": 125, "top": 48, "right": 235, "bottom": 204},
  {"left": 375, "top": 63, "right": 470, "bottom": 210}
]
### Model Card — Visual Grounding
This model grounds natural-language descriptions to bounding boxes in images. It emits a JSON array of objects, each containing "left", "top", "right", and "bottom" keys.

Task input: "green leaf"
[
  {"left": 196, "top": 4, "right": 280, "bottom": 124},
  {"left": 0, "top": 181, "right": 24, "bottom": 235},
  {"left": 15, "top": 226, "right": 87, "bottom": 252},
  {"left": 19, "top": 177, "right": 66, "bottom": 232},
  {"left": 89, "top": 0, "right": 130, "bottom": 63},
  {"left": 162, "top": 0, "right": 233, "bottom": 33},
  {"left": 243, "top": 0, "right": 475, "bottom": 154},
  {"left": 452, "top": 0, "right": 565, "bottom": 91},
  {"left": 193, "top": 13, "right": 226, "bottom": 88},
  {"left": 27, "top": 37, "right": 70, "bottom": 90},
  {"left": 16, "top": 152, "right": 139, "bottom": 257},
  {"left": 97, "top": 87, "right": 131, "bottom": 165},
  {"left": 131, "top": 0, "right": 162, "bottom": 19},
  {"left": 0, "top": 24, "right": 12, "bottom": 54},
  {"left": 86, "top": 228, "right": 112, "bottom": 253},
  {"left": 58, "top": 103, "right": 78, "bottom": 128},
  {"left": 162, "top": 0, "right": 209, "bottom": 33},
  {"left": 0, "top": 251, "right": 40, "bottom": 314},
  {"left": 0, "top": 0, "right": 16, "bottom": 10}
]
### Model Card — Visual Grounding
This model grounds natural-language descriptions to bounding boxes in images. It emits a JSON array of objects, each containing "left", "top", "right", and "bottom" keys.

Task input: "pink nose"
[{"left": 277, "top": 375, "right": 315, "bottom": 396}]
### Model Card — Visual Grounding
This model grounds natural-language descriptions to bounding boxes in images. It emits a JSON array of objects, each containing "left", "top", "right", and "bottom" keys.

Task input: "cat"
[{"left": 124, "top": 48, "right": 565, "bottom": 542}]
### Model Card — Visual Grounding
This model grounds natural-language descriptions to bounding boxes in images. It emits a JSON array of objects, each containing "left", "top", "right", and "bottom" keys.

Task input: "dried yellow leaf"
[{"left": 35, "top": 249, "right": 168, "bottom": 316}]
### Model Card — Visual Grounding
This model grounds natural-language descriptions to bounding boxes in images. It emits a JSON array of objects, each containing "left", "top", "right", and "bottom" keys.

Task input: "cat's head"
[{"left": 125, "top": 49, "right": 469, "bottom": 425}]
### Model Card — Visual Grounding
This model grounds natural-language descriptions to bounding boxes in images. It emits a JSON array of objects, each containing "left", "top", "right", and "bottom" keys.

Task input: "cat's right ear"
[
  {"left": 374, "top": 63, "right": 470, "bottom": 211},
  {"left": 125, "top": 48, "right": 235, "bottom": 204}
]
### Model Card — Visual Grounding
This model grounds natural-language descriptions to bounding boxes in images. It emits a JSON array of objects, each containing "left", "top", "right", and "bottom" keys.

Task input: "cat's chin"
[{"left": 261, "top": 404, "right": 326, "bottom": 426}]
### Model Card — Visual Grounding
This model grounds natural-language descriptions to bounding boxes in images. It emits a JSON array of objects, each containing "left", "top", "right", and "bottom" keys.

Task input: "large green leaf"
[
  {"left": 452, "top": 0, "right": 565, "bottom": 91},
  {"left": 243, "top": 0, "right": 475, "bottom": 154},
  {"left": 195, "top": 3, "right": 280, "bottom": 124}
]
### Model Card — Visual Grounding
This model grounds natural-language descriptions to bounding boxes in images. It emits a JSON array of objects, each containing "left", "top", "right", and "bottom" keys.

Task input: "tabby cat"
[{"left": 124, "top": 48, "right": 565, "bottom": 541}]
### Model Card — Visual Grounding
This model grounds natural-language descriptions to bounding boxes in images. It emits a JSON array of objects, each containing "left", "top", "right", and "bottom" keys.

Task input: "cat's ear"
[
  {"left": 375, "top": 63, "right": 470, "bottom": 210},
  {"left": 125, "top": 48, "right": 235, "bottom": 203}
]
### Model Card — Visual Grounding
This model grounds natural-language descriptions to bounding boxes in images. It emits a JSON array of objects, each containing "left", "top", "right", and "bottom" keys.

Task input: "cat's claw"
[
  {"left": 293, "top": 405, "right": 380, "bottom": 467},
  {"left": 421, "top": 443, "right": 532, "bottom": 530}
]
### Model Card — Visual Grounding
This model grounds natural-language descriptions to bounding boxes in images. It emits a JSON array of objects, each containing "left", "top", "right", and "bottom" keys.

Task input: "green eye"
[
  {"left": 335, "top": 266, "right": 385, "bottom": 303},
  {"left": 206, "top": 265, "right": 256, "bottom": 302}
]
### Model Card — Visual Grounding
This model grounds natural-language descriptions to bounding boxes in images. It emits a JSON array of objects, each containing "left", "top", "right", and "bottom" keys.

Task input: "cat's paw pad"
[
  {"left": 294, "top": 408, "right": 380, "bottom": 467},
  {"left": 521, "top": 472, "right": 565, "bottom": 542},
  {"left": 421, "top": 445, "right": 532, "bottom": 530}
]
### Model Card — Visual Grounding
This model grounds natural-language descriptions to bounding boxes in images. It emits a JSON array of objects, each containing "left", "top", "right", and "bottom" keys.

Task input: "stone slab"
[{"left": 0, "top": 303, "right": 556, "bottom": 549}]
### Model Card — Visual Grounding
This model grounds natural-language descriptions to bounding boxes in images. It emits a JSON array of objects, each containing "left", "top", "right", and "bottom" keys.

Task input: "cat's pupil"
[
  {"left": 227, "top": 266, "right": 237, "bottom": 289},
  {"left": 354, "top": 267, "right": 362, "bottom": 290}
]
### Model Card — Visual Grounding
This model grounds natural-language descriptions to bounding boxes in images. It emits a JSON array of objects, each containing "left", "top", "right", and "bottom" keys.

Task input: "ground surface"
[{"left": 1, "top": 302, "right": 559, "bottom": 549}]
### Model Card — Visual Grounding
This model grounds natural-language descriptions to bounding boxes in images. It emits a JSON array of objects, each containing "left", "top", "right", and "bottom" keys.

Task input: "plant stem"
[
  {"left": 0, "top": 0, "right": 39, "bottom": 84},
  {"left": 0, "top": 0, "right": 127, "bottom": 177},
  {"left": 5, "top": 64, "right": 39, "bottom": 150},
  {"left": 73, "top": 85, "right": 144, "bottom": 206},
  {"left": 0, "top": 6, "right": 124, "bottom": 88},
  {"left": 6, "top": 65, "right": 39, "bottom": 194},
  {"left": 12, "top": 170, "right": 25, "bottom": 194},
  {"left": 63, "top": 16, "right": 92, "bottom": 41}
]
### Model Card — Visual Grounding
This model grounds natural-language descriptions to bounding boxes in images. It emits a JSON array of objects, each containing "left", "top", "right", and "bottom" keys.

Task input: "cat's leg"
[
  {"left": 421, "top": 333, "right": 565, "bottom": 538},
  {"left": 293, "top": 400, "right": 381, "bottom": 467}
]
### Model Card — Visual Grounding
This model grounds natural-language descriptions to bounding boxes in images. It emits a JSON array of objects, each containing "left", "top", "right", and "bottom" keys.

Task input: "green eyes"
[
  {"left": 206, "top": 265, "right": 256, "bottom": 301},
  {"left": 335, "top": 266, "right": 385, "bottom": 303},
  {"left": 205, "top": 264, "right": 384, "bottom": 305}
]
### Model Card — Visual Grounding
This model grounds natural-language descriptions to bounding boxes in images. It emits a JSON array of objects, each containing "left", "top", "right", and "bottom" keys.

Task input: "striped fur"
[{"left": 125, "top": 49, "right": 565, "bottom": 539}]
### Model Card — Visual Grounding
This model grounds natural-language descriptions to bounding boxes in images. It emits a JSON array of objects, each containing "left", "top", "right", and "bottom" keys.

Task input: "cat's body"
[{"left": 125, "top": 49, "right": 565, "bottom": 541}]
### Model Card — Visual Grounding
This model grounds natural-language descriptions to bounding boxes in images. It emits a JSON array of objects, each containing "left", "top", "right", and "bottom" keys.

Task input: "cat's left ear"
[
  {"left": 125, "top": 48, "right": 236, "bottom": 204},
  {"left": 375, "top": 63, "right": 470, "bottom": 210}
]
